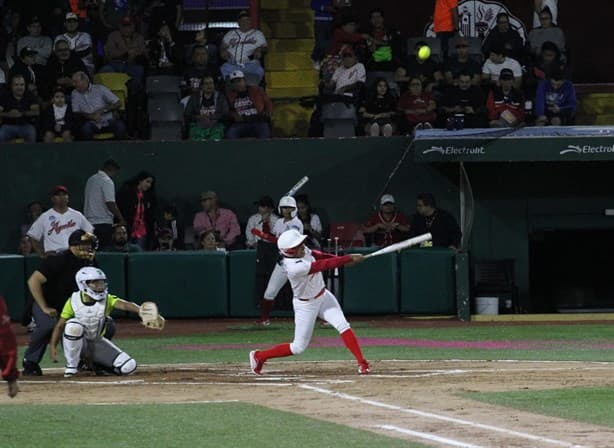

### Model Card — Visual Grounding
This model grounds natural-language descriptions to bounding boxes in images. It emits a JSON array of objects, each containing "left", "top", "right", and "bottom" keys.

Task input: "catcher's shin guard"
[
  {"left": 63, "top": 320, "right": 85, "bottom": 370},
  {"left": 112, "top": 351, "right": 136, "bottom": 375}
]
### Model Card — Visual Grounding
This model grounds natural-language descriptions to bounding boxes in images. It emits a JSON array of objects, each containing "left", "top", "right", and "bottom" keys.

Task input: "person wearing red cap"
[{"left": 26, "top": 185, "right": 94, "bottom": 256}]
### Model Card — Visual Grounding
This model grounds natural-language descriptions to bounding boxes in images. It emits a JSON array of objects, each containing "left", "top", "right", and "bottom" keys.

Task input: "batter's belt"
[{"left": 298, "top": 287, "right": 326, "bottom": 302}]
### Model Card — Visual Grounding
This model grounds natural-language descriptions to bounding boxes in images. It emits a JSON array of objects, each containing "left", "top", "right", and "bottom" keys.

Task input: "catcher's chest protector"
[{"left": 70, "top": 292, "right": 107, "bottom": 340}]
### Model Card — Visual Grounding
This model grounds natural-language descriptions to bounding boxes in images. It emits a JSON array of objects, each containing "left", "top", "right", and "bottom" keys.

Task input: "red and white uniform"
[
  {"left": 0, "top": 296, "right": 18, "bottom": 384},
  {"left": 282, "top": 248, "right": 353, "bottom": 354},
  {"left": 263, "top": 217, "right": 304, "bottom": 300},
  {"left": 27, "top": 207, "right": 93, "bottom": 254}
]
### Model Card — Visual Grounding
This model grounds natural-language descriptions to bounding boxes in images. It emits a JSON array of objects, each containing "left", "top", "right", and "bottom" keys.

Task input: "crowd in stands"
[{"left": 0, "top": 1, "right": 575, "bottom": 143}]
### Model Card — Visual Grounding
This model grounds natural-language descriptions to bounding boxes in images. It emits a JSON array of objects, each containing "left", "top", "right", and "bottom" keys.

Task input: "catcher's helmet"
[
  {"left": 278, "top": 195, "right": 297, "bottom": 217},
  {"left": 277, "top": 229, "right": 307, "bottom": 257},
  {"left": 75, "top": 267, "right": 108, "bottom": 301}
]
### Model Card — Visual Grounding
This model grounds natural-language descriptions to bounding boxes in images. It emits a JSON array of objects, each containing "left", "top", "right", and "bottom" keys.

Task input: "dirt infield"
[{"left": 8, "top": 319, "right": 614, "bottom": 447}]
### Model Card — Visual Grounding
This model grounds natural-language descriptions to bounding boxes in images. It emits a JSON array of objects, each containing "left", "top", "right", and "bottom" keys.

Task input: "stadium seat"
[
  {"left": 146, "top": 75, "right": 182, "bottom": 100},
  {"left": 149, "top": 102, "right": 184, "bottom": 141},
  {"left": 321, "top": 102, "right": 357, "bottom": 138},
  {"left": 93, "top": 72, "right": 130, "bottom": 110},
  {"left": 328, "top": 222, "right": 365, "bottom": 249}
]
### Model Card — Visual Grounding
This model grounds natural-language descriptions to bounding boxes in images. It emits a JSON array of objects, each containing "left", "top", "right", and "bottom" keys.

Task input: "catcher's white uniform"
[{"left": 263, "top": 217, "right": 304, "bottom": 300}]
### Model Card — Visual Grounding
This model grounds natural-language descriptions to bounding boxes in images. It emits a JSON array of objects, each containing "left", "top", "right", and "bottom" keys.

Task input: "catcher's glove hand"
[{"left": 139, "top": 301, "right": 165, "bottom": 330}]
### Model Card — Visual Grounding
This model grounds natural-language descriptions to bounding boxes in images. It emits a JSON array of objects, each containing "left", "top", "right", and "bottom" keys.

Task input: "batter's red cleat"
[
  {"left": 358, "top": 361, "right": 370, "bottom": 375},
  {"left": 249, "top": 350, "right": 264, "bottom": 375}
]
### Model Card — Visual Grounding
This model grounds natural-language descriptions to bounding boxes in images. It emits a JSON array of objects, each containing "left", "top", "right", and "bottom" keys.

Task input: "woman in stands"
[
  {"left": 295, "top": 194, "right": 323, "bottom": 250},
  {"left": 117, "top": 171, "right": 157, "bottom": 250},
  {"left": 397, "top": 76, "right": 437, "bottom": 133},
  {"left": 359, "top": 77, "right": 397, "bottom": 136}
]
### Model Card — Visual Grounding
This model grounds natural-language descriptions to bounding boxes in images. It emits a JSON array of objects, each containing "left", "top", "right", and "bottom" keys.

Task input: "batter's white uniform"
[
  {"left": 263, "top": 217, "right": 304, "bottom": 300},
  {"left": 282, "top": 247, "right": 350, "bottom": 354}
]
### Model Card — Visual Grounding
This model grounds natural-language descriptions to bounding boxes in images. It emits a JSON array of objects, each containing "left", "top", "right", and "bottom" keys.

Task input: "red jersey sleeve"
[{"left": 308, "top": 255, "right": 353, "bottom": 274}]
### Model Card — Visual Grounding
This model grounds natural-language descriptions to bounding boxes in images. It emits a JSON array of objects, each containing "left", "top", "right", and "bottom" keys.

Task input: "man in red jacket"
[
  {"left": 225, "top": 70, "right": 272, "bottom": 139},
  {"left": 0, "top": 296, "right": 19, "bottom": 398}
]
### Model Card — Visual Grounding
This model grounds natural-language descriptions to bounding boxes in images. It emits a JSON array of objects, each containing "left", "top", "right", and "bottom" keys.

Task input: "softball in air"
[{"left": 418, "top": 45, "right": 431, "bottom": 60}]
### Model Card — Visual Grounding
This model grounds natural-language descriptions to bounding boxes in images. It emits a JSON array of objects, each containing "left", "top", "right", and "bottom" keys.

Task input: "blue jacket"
[
  {"left": 311, "top": 0, "right": 334, "bottom": 21},
  {"left": 535, "top": 79, "right": 577, "bottom": 116}
]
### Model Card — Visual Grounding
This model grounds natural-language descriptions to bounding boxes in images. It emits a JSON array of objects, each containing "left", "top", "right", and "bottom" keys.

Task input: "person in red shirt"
[
  {"left": 0, "top": 296, "right": 19, "bottom": 398},
  {"left": 363, "top": 194, "right": 410, "bottom": 247},
  {"left": 225, "top": 70, "right": 272, "bottom": 139},
  {"left": 433, "top": 0, "right": 459, "bottom": 62},
  {"left": 397, "top": 77, "right": 437, "bottom": 132}
]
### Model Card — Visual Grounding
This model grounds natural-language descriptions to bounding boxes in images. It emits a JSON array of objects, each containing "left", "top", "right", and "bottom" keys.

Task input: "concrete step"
[
  {"left": 268, "top": 38, "right": 313, "bottom": 53},
  {"left": 266, "top": 70, "right": 319, "bottom": 89},
  {"left": 268, "top": 86, "right": 319, "bottom": 99},
  {"left": 266, "top": 52, "right": 314, "bottom": 71}
]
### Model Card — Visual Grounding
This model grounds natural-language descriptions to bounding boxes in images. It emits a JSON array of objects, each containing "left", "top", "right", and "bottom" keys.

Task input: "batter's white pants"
[
  {"left": 290, "top": 290, "right": 351, "bottom": 354},
  {"left": 263, "top": 263, "right": 288, "bottom": 300}
]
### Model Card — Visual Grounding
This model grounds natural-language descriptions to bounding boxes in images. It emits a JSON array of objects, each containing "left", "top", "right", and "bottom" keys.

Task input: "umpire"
[{"left": 22, "top": 229, "right": 115, "bottom": 375}]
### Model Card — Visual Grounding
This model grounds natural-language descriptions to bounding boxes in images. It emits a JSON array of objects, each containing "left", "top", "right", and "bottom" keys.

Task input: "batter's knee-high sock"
[
  {"left": 260, "top": 298, "right": 273, "bottom": 321},
  {"left": 340, "top": 329, "right": 367, "bottom": 364},
  {"left": 257, "top": 343, "right": 293, "bottom": 362}
]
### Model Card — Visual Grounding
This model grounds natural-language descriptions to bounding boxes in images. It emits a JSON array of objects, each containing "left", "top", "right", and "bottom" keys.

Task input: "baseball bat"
[
  {"left": 364, "top": 233, "right": 432, "bottom": 259},
  {"left": 286, "top": 176, "right": 309, "bottom": 196}
]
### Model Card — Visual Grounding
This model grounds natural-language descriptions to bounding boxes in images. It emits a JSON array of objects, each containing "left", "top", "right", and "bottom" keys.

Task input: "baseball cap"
[
  {"left": 200, "top": 191, "right": 217, "bottom": 201},
  {"left": 380, "top": 194, "right": 395, "bottom": 205},
  {"left": 455, "top": 37, "right": 469, "bottom": 47},
  {"left": 20, "top": 47, "right": 38, "bottom": 58},
  {"left": 121, "top": 15, "right": 133, "bottom": 26},
  {"left": 65, "top": 12, "right": 79, "bottom": 21},
  {"left": 237, "top": 10, "right": 250, "bottom": 20},
  {"left": 51, "top": 185, "right": 69, "bottom": 195},
  {"left": 499, "top": 68, "right": 514, "bottom": 80},
  {"left": 254, "top": 196, "right": 274, "bottom": 208},
  {"left": 229, "top": 70, "right": 245, "bottom": 81},
  {"left": 68, "top": 229, "right": 90, "bottom": 246}
]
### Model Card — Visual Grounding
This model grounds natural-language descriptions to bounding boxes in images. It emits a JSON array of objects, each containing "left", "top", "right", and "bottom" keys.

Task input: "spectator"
[
  {"left": 117, "top": 171, "right": 157, "bottom": 250},
  {"left": 100, "top": 15, "right": 147, "bottom": 84},
  {"left": 528, "top": 7, "right": 565, "bottom": 60},
  {"left": 219, "top": 10, "right": 267, "bottom": 85},
  {"left": 155, "top": 227, "right": 175, "bottom": 251},
  {"left": 0, "top": 67, "right": 6, "bottom": 92},
  {"left": 18, "top": 235, "right": 34, "bottom": 255},
  {"left": 535, "top": 68, "right": 576, "bottom": 126},
  {"left": 84, "top": 159, "right": 125, "bottom": 248},
  {"left": 443, "top": 37, "right": 482, "bottom": 86},
  {"left": 184, "top": 74, "right": 228, "bottom": 141},
  {"left": 42, "top": 39, "right": 87, "bottom": 100},
  {"left": 54, "top": 12, "right": 95, "bottom": 74},
  {"left": 8, "top": 46, "right": 44, "bottom": 95},
  {"left": 21, "top": 201, "right": 43, "bottom": 236},
  {"left": 533, "top": 0, "right": 558, "bottom": 27},
  {"left": 144, "top": 0, "right": 183, "bottom": 36},
  {"left": 184, "top": 30, "right": 219, "bottom": 75},
  {"left": 98, "top": 0, "right": 138, "bottom": 32},
  {"left": 295, "top": 194, "right": 323, "bottom": 250},
  {"left": 326, "top": 15, "right": 369, "bottom": 57},
  {"left": 245, "top": 195, "right": 279, "bottom": 249},
  {"left": 481, "top": 12, "right": 525, "bottom": 62},
  {"left": 363, "top": 194, "right": 410, "bottom": 247},
  {"left": 482, "top": 45, "right": 522, "bottom": 89},
  {"left": 433, "top": 0, "right": 458, "bottom": 62},
  {"left": 487, "top": 68, "right": 525, "bottom": 127},
  {"left": 199, "top": 229, "right": 226, "bottom": 252},
  {"left": 0, "top": 295, "right": 19, "bottom": 397},
  {"left": 359, "top": 77, "right": 397, "bottom": 136},
  {"left": 156, "top": 205, "right": 184, "bottom": 250},
  {"left": 0, "top": 74, "right": 39, "bottom": 143},
  {"left": 225, "top": 70, "right": 272, "bottom": 139},
  {"left": 397, "top": 77, "right": 437, "bottom": 132},
  {"left": 524, "top": 41, "right": 566, "bottom": 98},
  {"left": 395, "top": 41, "right": 443, "bottom": 93},
  {"left": 71, "top": 71, "right": 127, "bottom": 140},
  {"left": 17, "top": 16, "right": 52, "bottom": 66},
  {"left": 183, "top": 44, "right": 218, "bottom": 94},
  {"left": 440, "top": 71, "right": 487, "bottom": 128},
  {"left": 102, "top": 224, "right": 142, "bottom": 252},
  {"left": 26, "top": 185, "right": 94, "bottom": 257},
  {"left": 147, "top": 21, "right": 182, "bottom": 76},
  {"left": 41, "top": 86, "right": 76, "bottom": 143},
  {"left": 193, "top": 191, "right": 241, "bottom": 249},
  {"left": 364, "top": 8, "right": 401, "bottom": 72},
  {"left": 327, "top": 48, "right": 365, "bottom": 97},
  {"left": 408, "top": 193, "right": 462, "bottom": 250}
]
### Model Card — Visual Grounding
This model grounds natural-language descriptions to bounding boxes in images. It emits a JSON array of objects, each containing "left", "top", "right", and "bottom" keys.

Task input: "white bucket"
[{"left": 475, "top": 297, "right": 499, "bottom": 315}]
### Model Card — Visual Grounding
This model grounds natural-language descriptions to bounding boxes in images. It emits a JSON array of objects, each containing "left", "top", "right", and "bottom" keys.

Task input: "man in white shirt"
[
  {"left": 330, "top": 48, "right": 366, "bottom": 95},
  {"left": 534, "top": 0, "right": 558, "bottom": 27},
  {"left": 220, "top": 10, "right": 267, "bottom": 85},
  {"left": 245, "top": 196, "right": 279, "bottom": 249},
  {"left": 482, "top": 45, "right": 523, "bottom": 89},
  {"left": 84, "top": 159, "right": 126, "bottom": 248},
  {"left": 17, "top": 16, "right": 53, "bottom": 66},
  {"left": 54, "top": 12, "right": 95, "bottom": 74},
  {"left": 27, "top": 186, "right": 94, "bottom": 256}
]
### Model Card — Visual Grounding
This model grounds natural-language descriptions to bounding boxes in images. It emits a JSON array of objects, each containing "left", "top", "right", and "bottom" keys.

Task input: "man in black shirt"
[
  {"left": 408, "top": 193, "right": 462, "bottom": 250},
  {"left": 0, "top": 74, "right": 40, "bottom": 143},
  {"left": 22, "top": 229, "right": 116, "bottom": 375},
  {"left": 443, "top": 37, "right": 481, "bottom": 86},
  {"left": 440, "top": 72, "right": 487, "bottom": 128}
]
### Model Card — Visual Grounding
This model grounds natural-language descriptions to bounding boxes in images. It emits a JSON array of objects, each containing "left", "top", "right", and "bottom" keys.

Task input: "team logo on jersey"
[
  {"left": 425, "top": 0, "right": 527, "bottom": 42},
  {"left": 47, "top": 219, "right": 77, "bottom": 236}
]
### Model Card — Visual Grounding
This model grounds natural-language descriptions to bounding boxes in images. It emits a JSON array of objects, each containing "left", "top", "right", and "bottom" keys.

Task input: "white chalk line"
[
  {"left": 299, "top": 384, "right": 587, "bottom": 448},
  {"left": 376, "top": 424, "right": 484, "bottom": 448},
  {"left": 19, "top": 379, "right": 292, "bottom": 387},
  {"left": 88, "top": 400, "right": 239, "bottom": 406}
]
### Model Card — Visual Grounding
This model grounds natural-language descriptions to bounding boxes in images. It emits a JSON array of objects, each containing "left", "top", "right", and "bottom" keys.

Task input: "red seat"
[{"left": 328, "top": 222, "right": 365, "bottom": 249}]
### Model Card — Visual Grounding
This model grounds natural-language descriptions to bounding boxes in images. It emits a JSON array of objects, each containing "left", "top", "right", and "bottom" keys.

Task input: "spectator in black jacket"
[
  {"left": 440, "top": 71, "right": 487, "bottom": 128},
  {"left": 8, "top": 46, "right": 45, "bottom": 96},
  {"left": 408, "top": 193, "right": 462, "bottom": 251},
  {"left": 482, "top": 13, "right": 525, "bottom": 62},
  {"left": 42, "top": 39, "right": 87, "bottom": 100},
  {"left": 41, "top": 87, "right": 75, "bottom": 142}
]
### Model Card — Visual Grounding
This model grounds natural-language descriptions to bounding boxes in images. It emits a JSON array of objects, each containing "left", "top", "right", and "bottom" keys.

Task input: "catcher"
[{"left": 50, "top": 267, "right": 164, "bottom": 377}]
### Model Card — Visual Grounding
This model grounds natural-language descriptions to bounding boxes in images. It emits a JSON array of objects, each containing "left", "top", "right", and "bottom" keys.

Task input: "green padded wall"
[
  {"left": 341, "top": 248, "right": 399, "bottom": 314},
  {"left": 126, "top": 251, "right": 228, "bottom": 318},
  {"left": 97, "top": 253, "right": 127, "bottom": 298},
  {"left": 400, "top": 249, "right": 456, "bottom": 314},
  {"left": 0, "top": 255, "right": 25, "bottom": 320},
  {"left": 228, "top": 250, "right": 258, "bottom": 317}
]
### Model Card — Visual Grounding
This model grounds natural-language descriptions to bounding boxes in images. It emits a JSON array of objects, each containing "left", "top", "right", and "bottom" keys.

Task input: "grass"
[
  {"left": 0, "top": 402, "right": 428, "bottom": 448},
  {"left": 465, "top": 387, "right": 614, "bottom": 427}
]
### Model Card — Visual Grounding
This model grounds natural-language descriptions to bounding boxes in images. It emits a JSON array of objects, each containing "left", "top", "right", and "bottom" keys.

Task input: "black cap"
[
  {"left": 237, "top": 10, "right": 250, "bottom": 20},
  {"left": 69, "top": 229, "right": 94, "bottom": 246},
  {"left": 499, "top": 68, "right": 514, "bottom": 80},
  {"left": 254, "top": 195, "right": 274, "bottom": 208}
]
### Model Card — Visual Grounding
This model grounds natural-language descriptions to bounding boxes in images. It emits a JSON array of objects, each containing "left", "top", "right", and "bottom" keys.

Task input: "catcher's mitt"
[{"left": 139, "top": 301, "right": 165, "bottom": 330}]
